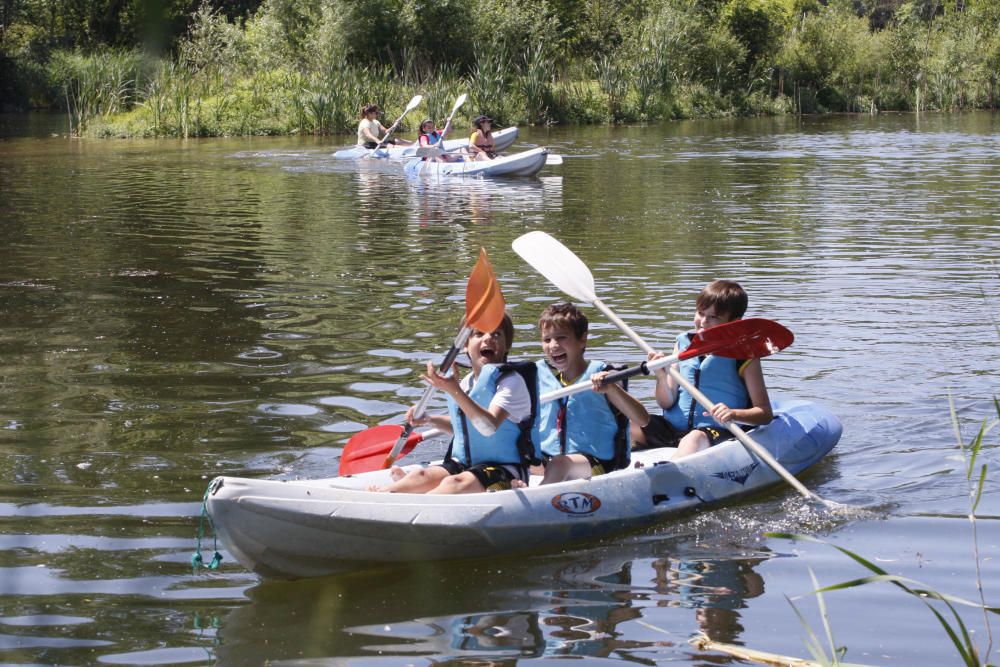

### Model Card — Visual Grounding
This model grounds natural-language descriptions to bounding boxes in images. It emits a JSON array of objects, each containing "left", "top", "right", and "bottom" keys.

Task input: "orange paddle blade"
[
  {"left": 339, "top": 425, "right": 424, "bottom": 476},
  {"left": 465, "top": 248, "right": 505, "bottom": 333}
]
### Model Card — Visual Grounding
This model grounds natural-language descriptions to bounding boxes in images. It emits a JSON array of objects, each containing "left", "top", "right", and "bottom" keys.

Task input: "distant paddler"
[
  {"left": 357, "top": 103, "right": 414, "bottom": 150},
  {"left": 469, "top": 115, "right": 497, "bottom": 161}
]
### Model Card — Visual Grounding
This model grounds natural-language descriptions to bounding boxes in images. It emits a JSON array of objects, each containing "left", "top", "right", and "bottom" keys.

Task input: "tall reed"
[
  {"left": 465, "top": 40, "right": 512, "bottom": 123},
  {"left": 50, "top": 50, "right": 144, "bottom": 135},
  {"left": 519, "top": 44, "right": 553, "bottom": 125}
]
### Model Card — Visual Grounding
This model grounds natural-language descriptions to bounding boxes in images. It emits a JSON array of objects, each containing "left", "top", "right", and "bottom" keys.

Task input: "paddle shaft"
[
  {"left": 372, "top": 95, "right": 421, "bottom": 153},
  {"left": 371, "top": 116, "right": 406, "bottom": 153},
  {"left": 586, "top": 298, "right": 822, "bottom": 503},
  {"left": 592, "top": 349, "right": 686, "bottom": 387},
  {"left": 439, "top": 94, "right": 466, "bottom": 142},
  {"left": 384, "top": 323, "right": 472, "bottom": 466}
]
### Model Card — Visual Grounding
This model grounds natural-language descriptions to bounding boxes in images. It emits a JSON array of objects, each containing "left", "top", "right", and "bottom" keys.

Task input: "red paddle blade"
[
  {"left": 682, "top": 317, "right": 794, "bottom": 360},
  {"left": 466, "top": 248, "right": 505, "bottom": 333},
  {"left": 339, "top": 425, "right": 425, "bottom": 476}
]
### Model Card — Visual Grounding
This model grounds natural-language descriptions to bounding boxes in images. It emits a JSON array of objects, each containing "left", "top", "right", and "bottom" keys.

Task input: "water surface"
[{"left": 1, "top": 112, "right": 998, "bottom": 665}]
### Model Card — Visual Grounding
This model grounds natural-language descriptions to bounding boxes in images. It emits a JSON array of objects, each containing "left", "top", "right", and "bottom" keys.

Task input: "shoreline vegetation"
[{"left": 2, "top": 0, "right": 999, "bottom": 139}]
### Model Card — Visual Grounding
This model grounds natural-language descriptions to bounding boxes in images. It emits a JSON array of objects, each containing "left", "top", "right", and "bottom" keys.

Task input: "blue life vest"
[
  {"left": 536, "top": 360, "right": 630, "bottom": 469},
  {"left": 665, "top": 332, "right": 750, "bottom": 431},
  {"left": 420, "top": 132, "right": 442, "bottom": 161},
  {"left": 446, "top": 362, "right": 540, "bottom": 467}
]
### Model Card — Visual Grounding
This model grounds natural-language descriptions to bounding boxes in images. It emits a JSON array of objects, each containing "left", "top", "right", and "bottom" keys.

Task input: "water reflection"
[
  {"left": 212, "top": 537, "right": 770, "bottom": 664},
  {"left": 405, "top": 174, "right": 563, "bottom": 228}
]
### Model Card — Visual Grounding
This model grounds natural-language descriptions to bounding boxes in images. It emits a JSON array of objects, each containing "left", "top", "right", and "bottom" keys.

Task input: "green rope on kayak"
[{"left": 192, "top": 481, "right": 223, "bottom": 572}]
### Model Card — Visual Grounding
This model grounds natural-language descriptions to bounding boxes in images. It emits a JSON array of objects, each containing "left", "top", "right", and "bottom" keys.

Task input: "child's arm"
[
  {"left": 591, "top": 371, "right": 650, "bottom": 427},
  {"left": 406, "top": 404, "right": 454, "bottom": 434},
  {"left": 451, "top": 390, "right": 509, "bottom": 436},
  {"left": 704, "top": 358, "right": 773, "bottom": 426},
  {"left": 651, "top": 345, "right": 680, "bottom": 409}
]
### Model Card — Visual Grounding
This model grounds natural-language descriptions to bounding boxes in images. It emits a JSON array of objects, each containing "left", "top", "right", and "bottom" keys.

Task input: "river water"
[{"left": 1, "top": 112, "right": 998, "bottom": 666}]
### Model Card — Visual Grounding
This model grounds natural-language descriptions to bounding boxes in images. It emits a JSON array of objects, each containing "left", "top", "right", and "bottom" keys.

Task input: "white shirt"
[
  {"left": 357, "top": 118, "right": 382, "bottom": 145},
  {"left": 461, "top": 368, "right": 531, "bottom": 424}
]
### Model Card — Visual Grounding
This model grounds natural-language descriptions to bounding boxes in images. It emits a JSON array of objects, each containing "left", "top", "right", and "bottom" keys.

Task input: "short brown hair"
[
  {"left": 496, "top": 312, "right": 515, "bottom": 349},
  {"left": 361, "top": 103, "right": 380, "bottom": 117},
  {"left": 538, "top": 303, "right": 588, "bottom": 339},
  {"left": 696, "top": 280, "right": 748, "bottom": 320}
]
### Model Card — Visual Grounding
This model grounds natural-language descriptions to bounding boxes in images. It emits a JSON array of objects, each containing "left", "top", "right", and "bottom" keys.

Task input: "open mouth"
[
  {"left": 547, "top": 351, "right": 568, "bottom": 368},
  {"left": 480, "top": 347, "right": 498, "bottom": 361}
]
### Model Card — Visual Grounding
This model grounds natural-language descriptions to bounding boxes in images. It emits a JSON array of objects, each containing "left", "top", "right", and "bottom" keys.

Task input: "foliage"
[
  {"left": 720, "top": 0, "right": 792, "bottom": 70},
  {"left": 399, "top": 0, "right": 476, "bottom": 76},
  {"left": 47, "top": 49, "right": 147, "bottom": 134},
  {"left": 463, "top": 40, "right": 513, "bottom": 125},
  {"left": 777, "top": 1, "right": 886, "bottom": 111},
  {"left": 520, "top": 44, "right": 555, "bottom": 125},
  {"left": 6, "top": 0, "right": 1000, "bottom": 131},
  {"left": 628, "top": 18, "right": 678, "bottom": 119}
]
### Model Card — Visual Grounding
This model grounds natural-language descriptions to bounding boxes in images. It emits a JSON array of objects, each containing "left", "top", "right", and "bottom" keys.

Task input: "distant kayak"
[
  {"left": 333, "top": 126, "right": 519, "bottom": 160},
  {"left": 203, "top": 399, "right": 841, "bottom": 579},
  {"left": 403, "top": 147, "right": 552, "bottom": 178}
]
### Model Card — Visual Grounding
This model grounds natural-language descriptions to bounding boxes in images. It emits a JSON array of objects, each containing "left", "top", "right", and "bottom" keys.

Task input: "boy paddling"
[
  {"left": 534, "top": 304, "right": 649, "bottom": 484},
  {"left": 634, "top": 280, "right": 773, "bottom": 459}
]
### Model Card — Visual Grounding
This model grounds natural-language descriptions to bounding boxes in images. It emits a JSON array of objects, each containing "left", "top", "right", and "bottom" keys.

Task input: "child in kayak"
[
  {"left": 418, "top": 118, "right": 453, "bottom": 162},
  {"left": 371, "top": 313, "right": 540, "bottom": 494},
  {"left": 357, "top": 103, "right": 412, "bottom": 149},
  {"left": 468, "top": 115, "right": 496, "bottom": 161},
  {"left": 634, "top": 280, "right": 773, "bottom": 459},
  {"left": 534, "top": 303, "right": 649, "bottom": 484}
]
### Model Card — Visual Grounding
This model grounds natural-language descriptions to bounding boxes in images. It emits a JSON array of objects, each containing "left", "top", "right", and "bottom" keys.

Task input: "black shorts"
[
  {"left": 542, "top": 453, "right": 614, "bottom": 476},
  {"left": 440, "top": 458, "right": 527, "bottom": 491},
  {"left": 363, "top": 139, "right": 397, "bottom": 149},
  {"left": 640, "top": 415, "right": 734, "bottom": 449}
]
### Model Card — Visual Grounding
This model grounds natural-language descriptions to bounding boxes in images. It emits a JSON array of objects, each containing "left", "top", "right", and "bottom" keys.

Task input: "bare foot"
[{"left": 389, "top": 466, "right": 406, "bottom": 482}]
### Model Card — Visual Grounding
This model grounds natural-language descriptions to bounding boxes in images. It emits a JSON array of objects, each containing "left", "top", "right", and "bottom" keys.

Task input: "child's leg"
[
  {"left": 540, "top": 454, "right": 593, "bottom": 484},
  {"left": 428, "top": 470, "right": 486, "bottom": 495},
  {"left": 370, "top": 465, "right": 449, "bottom": 493},
  {"left": 673, "top": 430, "right": 710, "bottom": 459}
]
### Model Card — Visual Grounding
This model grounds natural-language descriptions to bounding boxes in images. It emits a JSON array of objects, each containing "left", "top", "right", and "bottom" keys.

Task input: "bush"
[{"left": 777, "top": 1, "right": 885, "bottom": 112}]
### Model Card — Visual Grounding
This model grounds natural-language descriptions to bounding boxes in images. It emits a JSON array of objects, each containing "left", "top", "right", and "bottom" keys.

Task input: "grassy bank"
[{"left": 5, "top": 0, "right": 1000, "bottom": 137}]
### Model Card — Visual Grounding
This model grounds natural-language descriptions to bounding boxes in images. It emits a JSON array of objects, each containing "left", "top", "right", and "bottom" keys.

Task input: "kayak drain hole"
[{"left": 652, "top": 494, "right": 670, "bottom": 505}]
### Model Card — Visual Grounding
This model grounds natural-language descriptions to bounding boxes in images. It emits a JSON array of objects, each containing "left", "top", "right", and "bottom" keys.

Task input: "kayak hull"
[
  {"left": 403, "top": 147, "right": 549, "bottom": 178},
  {"left": 334, "top": 126, "right": 519, "bottom": 160},
  {"left": 204, "top": 399, "right": 841, "bottom": 579}
]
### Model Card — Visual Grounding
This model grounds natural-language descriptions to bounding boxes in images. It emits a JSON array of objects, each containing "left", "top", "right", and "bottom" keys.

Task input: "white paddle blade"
[
  {"left": 450, "top": 93, "right": 468, "bottom": 115},
  {"left": 512, "top": 231, "right": 598, "bottom": 303},
  {"left": 545, "top": 154, "right": 563, "bottom": 166},
  {"left": 405, "top": 94, "right": 423, "bottom": 113}
]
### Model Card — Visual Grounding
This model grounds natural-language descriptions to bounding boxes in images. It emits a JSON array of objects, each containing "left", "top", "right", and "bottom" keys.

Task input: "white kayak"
[
  {"left": 333, "top": 126, "right": 519, "bottom": 160},
  {"left": 203, "top": 399, "right": 841, "bottom": 579},
  {"left": 404, "top": 147, "right": 551, "bottom": 178}
]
